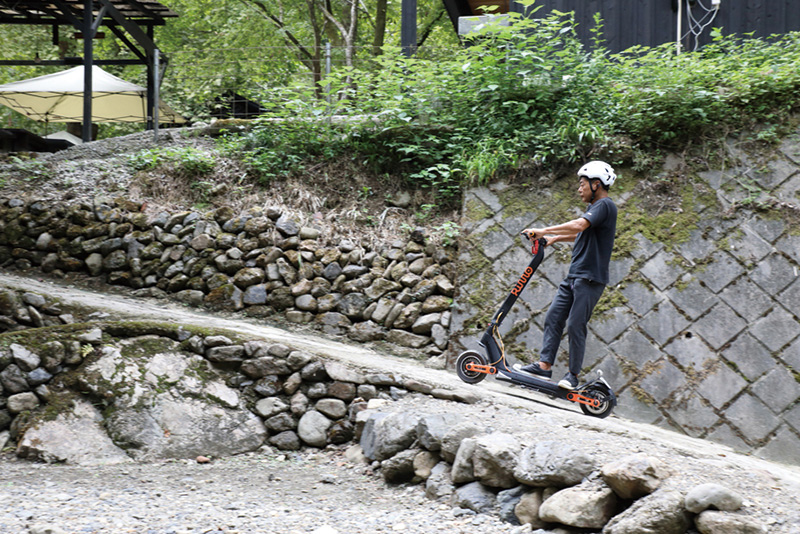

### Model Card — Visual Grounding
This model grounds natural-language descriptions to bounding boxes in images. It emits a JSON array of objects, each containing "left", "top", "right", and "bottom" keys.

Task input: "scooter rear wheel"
[
  {"left": 456, "top": 350, "right": 488, "bottom": 384},
  {"left": 579, "top": 386, "right": 614, "bottom": 418}
]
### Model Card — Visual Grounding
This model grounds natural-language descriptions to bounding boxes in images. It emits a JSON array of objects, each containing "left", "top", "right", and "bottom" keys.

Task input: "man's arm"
[{"left": 525, "top": 217, "right": 590, "bottom": 245}]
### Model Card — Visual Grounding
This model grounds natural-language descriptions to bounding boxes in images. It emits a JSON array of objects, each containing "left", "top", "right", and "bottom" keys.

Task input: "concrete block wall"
[{"left": 450, "top": 129, "right": 800, "bottom": 466}]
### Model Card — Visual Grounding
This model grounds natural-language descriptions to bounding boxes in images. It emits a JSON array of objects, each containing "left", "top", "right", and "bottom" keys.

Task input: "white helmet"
[{"left": 578, "top": 160, "right": 616, "bottom": 188}]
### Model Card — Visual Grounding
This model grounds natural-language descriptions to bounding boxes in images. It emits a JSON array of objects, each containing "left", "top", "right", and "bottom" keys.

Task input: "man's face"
[{"left": 578, "top": 177, "right": 594, "bottom": 203}]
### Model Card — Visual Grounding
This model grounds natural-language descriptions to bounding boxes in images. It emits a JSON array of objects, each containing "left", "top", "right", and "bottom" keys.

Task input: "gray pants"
[{"left": 540, "top": 277, "right": 605, "bottom": 376}]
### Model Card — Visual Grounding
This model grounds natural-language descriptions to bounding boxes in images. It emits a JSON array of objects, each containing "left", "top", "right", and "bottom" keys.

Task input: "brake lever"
[{"left": 521, "top": 231, "right": 543, "bottom": 255}]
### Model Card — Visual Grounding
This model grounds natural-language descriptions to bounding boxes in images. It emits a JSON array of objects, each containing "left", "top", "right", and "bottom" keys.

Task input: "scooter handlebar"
[{"left": 520, "top": 231, "right": 547, "bottom": 255}]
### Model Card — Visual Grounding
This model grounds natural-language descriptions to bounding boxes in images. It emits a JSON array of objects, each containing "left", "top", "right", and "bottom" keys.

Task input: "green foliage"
[
  {"left": 409, "top": 164, "right": 462, "bottom": 201},
  {"left": 220, "top": 113, "right": 344, "bottom": 183},
  {"left": 8, "top": 156, "right": 51, "bottom": 181},
  {"left": 609, "top": 31, "right": 800, "bottom": 143},
  {"left": 127, "top": 147, "right": 215, "bottom": 175},
  {"left": 221, "top": 13, "right": 800, "bottom": 203},
  {"left": 433, "top": 220, "right": 461, "bottom": 246}
]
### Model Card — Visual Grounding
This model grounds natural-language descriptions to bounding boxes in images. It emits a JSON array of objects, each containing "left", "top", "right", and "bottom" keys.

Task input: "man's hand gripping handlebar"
[{"left": 520, "top": 230, "right": 547, "bottom": 255}]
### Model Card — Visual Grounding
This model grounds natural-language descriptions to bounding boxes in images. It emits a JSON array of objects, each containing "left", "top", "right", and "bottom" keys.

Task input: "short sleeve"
[{"left": 582, "top": 199, "right": 610, "bottom": 228}]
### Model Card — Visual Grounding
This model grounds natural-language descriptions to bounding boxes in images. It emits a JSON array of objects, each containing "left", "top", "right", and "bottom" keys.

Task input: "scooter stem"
[{"left": 490, "top": 236, "right": 547, "bottom": 329}]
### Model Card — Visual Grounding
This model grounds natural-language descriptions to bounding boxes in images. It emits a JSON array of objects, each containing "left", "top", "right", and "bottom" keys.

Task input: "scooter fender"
[{"left": 581, "top": 376, "right": 618, "bottom": 406}]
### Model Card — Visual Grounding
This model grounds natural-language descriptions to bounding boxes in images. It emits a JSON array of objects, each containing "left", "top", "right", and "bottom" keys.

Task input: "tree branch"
[
  {"left": 237, "top": 0, "right": 314, "bottom": 62},
  {"left": 417, "top": 6, "right": 447, "bottom": 49}
]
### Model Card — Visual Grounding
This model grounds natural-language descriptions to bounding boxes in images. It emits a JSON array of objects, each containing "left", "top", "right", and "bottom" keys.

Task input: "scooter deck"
[{"left": 494, "top": 367, "right": 571, "bottom": 399}]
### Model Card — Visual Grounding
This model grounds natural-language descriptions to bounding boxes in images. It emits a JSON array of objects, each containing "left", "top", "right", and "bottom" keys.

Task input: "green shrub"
[
  {"left": 128, "top": 147, "right": 215, "bottom": 175},
  {"left": 218, "top": 11, "right": 800, "bottom": 202}
]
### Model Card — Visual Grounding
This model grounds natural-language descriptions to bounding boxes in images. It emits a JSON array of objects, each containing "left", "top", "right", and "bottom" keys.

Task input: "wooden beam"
[
  {"left": 108, "top": 23, "right": 147, "bottom": 61},
  {"left": 97, "top": 0, "right": 157, "bottom": 57}
]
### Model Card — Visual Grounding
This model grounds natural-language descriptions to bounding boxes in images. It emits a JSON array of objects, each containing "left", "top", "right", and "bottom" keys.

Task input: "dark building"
[
  {"left": 0, "top": 129, "right": 72, "bottom": 153},
  {"left": 210, "top": 91, "right": 269, "bottom": 120},
  {"left": 442, "top": 0, "right": 800, "bottom": 53}
]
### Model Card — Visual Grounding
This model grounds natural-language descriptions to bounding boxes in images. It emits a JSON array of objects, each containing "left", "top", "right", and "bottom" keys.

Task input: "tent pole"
[{"left": 82, "top": 0, "right": 94, "bottom": 143}]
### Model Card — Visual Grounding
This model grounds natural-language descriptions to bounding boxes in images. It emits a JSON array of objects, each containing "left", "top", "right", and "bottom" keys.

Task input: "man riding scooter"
[{"left": 518, "top": 161, "right": 618, "bottom": 390}]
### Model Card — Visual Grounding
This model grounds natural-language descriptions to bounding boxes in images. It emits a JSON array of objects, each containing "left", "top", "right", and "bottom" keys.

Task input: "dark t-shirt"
[{"left": 568, "top": 197, "right": 617, "bottom": 285}]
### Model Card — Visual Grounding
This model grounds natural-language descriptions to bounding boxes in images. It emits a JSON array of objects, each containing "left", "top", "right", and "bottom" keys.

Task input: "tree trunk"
[
  {"left": 373, "top": 0, "right": 388, "bottom": 56},
  {"left": 318, "top": 0, "right": 359, "bottom": 68},
  {"left": 239, "top": 0, "right": 324, "bottom": 95}
]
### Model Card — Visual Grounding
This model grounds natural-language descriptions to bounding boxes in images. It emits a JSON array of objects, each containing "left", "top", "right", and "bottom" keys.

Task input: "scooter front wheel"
[
  {"left": 456, "top": 350, "right": 488, "bottom": 384},
  {"left": 579, "top": 385, "right": 615, "bottom": 418}
]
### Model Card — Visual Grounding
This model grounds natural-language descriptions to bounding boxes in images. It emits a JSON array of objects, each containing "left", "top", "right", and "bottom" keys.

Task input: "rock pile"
[
  {"left": 355, "top": 412, "right": 768, "bottom": 534},
  {"left": 0, "top": 287, "right": 81, "bottom": 331},
  {"left": 0, "top": 287, "right": 90, "bottom": 451},
  {"left": 0, "top": 197, "right": 457, "bottom": 355}
]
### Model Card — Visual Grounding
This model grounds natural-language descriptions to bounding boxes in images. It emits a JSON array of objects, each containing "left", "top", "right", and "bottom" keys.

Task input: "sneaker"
[
  {"left": 514, "top": 362, "right": 552, "bottom": 379},
  {"left": 558, "top": 373, "right": 579, "bottom": 390}
]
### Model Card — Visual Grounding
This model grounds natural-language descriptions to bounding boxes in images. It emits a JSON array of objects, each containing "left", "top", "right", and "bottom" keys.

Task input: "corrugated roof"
[{"left": 0, "top": 1, "right": 177, "bottom": 25}]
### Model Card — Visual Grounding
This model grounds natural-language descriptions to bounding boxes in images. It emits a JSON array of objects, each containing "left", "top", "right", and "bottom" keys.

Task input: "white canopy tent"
[{"left": 0, "top": 65, "right": 185, "bottom": 123}]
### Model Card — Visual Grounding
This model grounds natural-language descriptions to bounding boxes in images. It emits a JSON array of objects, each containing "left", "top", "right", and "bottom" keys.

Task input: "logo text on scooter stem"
[{"left": 511, "top": 266, "right": 535, "bottom": 296}]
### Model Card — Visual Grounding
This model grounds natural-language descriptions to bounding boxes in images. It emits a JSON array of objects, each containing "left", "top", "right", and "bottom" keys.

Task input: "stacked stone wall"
[
  {"left": 451, "top": 132, "right": 800, "bottom": 466},
  {"left": 0, "top": 198, "right": 456, "bottom": 359}
]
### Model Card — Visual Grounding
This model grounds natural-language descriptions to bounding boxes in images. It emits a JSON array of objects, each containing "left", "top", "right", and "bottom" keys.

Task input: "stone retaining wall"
[
  {"left": 450, "top": 131, "right": 800, "bottom": 466},
  {"left": 3, "top": 131, "right": 800, "bottom": 468},
  {"left": 0, "top": 286, "right": 476, "bottom": 461},
  {"left": 0, "top": 198, "right": 456, "bottom": 359}
]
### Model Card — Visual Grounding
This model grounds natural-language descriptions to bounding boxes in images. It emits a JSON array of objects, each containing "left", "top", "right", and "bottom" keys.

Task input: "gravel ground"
[
  {"left": 0, "top": 129, "right": 207, "bottom": 205},
  {"left": 1, "top": 444, "right": 514, "bottom": 534},
  {"left": 3, "top": 393, "right": 800, "bottom": 534}
]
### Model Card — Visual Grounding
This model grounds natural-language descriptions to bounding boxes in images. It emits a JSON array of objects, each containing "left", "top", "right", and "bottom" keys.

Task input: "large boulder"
[
  {"left": 440, "top": 421, "right": 483, "bottom": 463},
  {"left": 451, "top": 481, "right": 496, "bottom": 513},
  {"left": 17, "top": 397, "right": 132, "bottom": 465},
  {"left": 425, "top": 462, "right": 455, "bottom": 500},
  {"left": 416, "top": 413, "right": 464, "bottom": 452},
  {"left": 451, "top": 437, "right": 478, "bottom": 484},
  {"left": 297, "top": 410, "right": 332, "bottom": 447},
  {"left": 514, "top": 488, "right": 547, "bottom": 529},
  {"left": 538, "top": 479, "right": 617, "bottom": 529},
  {"left": 497, "top": 485, "right": 527, "bottom": 525},
  {"left": 72, "top": 339, "right": 266, "bottom": 461},
  {"left": 324, "top": 361, "right": 365, "bottom": 383},
  {"left": 514, "top": 440, "right": 597, "bottom": 488},
  {"left": 601, "top": 454, "right": 670, "bottom": 499},
  {"left": 0, "top": 364, "right": 29, "bottom": 394},
  {"left": 360, "top": 411, "right": 421, "bottom": 462},
  {"left": 471, "top": 432, "right": 525, "bottom": 488},
  {"left": 694, "top": 510, "right": 768, "bottom": 534},
  {"left": 106, "top": 394, "right": 265, "bottom": 460},
  {"left": 10, "top": 343, "right": 40, "bottom": 371},
  {"left": 684, "top": 483, "right": 743, "bottom": 513},
  {"left": 7, "top": 392, "right": 39, "bottom": 414},
  {"left": 381, "top": 448, "right": 418, "bottom": 483},
  {"left": 603, "top": 489, "right": 691, "bottom": 534}
]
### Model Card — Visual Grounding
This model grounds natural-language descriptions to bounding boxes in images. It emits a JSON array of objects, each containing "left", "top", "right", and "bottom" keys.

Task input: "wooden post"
[
  {"left": 401, "top": 0, "right": 417, "bottom": 57},
  {"left": 153, "top": 49, "right": 160, "bottom": 142},
  {"left": 146, "top": 56, "right": 154, "bottom": 130}
]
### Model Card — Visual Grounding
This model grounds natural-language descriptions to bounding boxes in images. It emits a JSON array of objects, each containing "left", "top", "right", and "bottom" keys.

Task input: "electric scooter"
[{"left": 455, "top": 232, "right": 617, "bottom": 418}]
